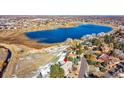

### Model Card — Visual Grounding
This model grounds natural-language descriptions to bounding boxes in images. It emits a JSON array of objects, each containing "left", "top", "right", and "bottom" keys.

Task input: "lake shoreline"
[{"left": 25, "top": 24, "right": 113, "bottom": 43}]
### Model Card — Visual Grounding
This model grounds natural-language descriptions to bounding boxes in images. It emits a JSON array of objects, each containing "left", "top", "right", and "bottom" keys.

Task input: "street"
[
  {"left": 79, "top": 57, "right": 88, "bottom": 78},
  {"left": 0, "top": 46, "right": 12, "bottom": 78}
]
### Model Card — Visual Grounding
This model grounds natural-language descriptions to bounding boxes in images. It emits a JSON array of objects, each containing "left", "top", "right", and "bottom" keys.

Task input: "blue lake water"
[{"left": 25, "top": 24, "right": 112, "bottom": 43}]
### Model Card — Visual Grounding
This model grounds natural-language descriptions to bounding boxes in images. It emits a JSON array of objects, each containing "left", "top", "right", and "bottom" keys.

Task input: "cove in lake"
[{"left": 25, "top": 24, "right": 112, "bottom": 43}]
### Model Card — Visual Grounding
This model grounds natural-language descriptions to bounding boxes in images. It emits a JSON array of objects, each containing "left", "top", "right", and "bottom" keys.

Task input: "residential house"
[{"left": 61, "top": 61, "right": 73, "bottom": 76}]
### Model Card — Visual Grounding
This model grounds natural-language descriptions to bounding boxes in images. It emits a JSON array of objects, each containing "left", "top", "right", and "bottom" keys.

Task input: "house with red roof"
[{"left": 98, "top": 54, "right": 109, "bottom": 62}]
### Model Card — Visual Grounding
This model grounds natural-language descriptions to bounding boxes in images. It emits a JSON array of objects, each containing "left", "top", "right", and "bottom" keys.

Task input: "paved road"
[
  {"left": 79, "top": 57, "right": 88, "bottom": 78},
  {"left": 0, "top": 47, "right": 12, "bottom": 78}
]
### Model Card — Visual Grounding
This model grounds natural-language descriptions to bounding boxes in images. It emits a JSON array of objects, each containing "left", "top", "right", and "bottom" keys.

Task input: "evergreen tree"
[{"left": 50, "top": 64, "right": 64, "bottom": 78}]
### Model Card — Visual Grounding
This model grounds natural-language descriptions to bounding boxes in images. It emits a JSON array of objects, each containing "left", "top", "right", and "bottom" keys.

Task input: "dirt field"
[{"left": 0, "top": 31, "right": 53, "bottom": 49}]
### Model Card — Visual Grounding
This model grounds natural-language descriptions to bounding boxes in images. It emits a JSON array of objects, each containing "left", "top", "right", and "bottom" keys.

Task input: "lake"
[{"left": 25, "top": 24, "right": 112, "bottom": 43}]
